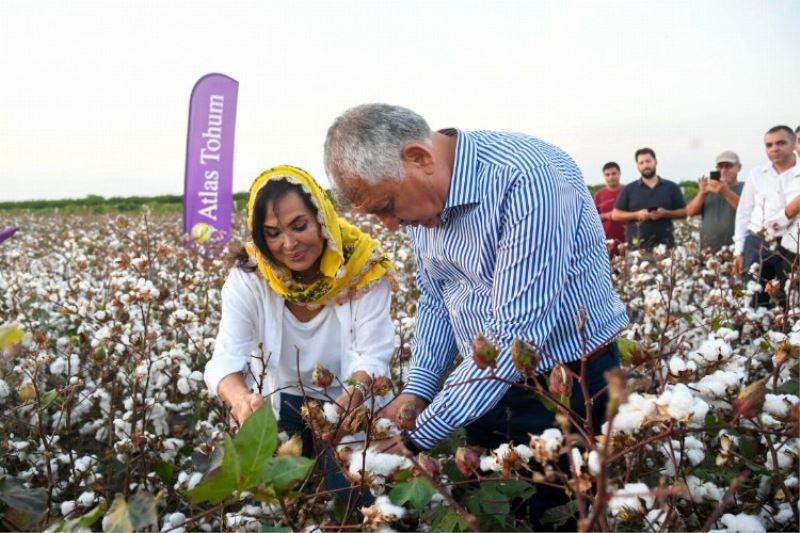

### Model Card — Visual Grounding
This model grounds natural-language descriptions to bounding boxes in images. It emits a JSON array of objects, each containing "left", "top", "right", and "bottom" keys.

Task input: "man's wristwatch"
[{"left": 401, "top": 429, "right": 424, "bottom": 455}]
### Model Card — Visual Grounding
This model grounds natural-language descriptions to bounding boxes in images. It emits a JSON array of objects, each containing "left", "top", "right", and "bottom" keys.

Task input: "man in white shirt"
[
  {"left": 766, "top": 127, "right": 800, "bottom": 284},
  {"left": 733, "top": 125, "right": 798, "bottom": 307}
]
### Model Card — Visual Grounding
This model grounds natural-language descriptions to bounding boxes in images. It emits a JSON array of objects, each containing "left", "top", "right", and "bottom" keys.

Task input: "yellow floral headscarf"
[{"left": 245, "top": 165, "right": 396, "bottom": 307}]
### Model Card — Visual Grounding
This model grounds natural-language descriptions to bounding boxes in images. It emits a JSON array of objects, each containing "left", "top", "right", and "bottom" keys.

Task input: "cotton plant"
[{"left": 1, "top": 213, "right": 799, "bottom": 531}]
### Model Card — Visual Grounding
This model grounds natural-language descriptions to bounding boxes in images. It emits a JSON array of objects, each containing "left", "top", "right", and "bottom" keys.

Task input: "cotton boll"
[
  {"left": 588, "top": 451, "right": 601, "bottom": 476},
  {"left": 0, "top": 379, "right": 10, "bottom": 402},
  {"left": 77, "top": 491, "right": 96, "bottom": 506},
  {"left": 479, "top": 455, "right": 501, "bottom": 472},
  {"left": 60, "top": 500, "right": 76, "bottom": 517},
  {"left": 718, "top": 513, "right": 766, "bottom": 533},
  {"left": 323, "top": 402, "right": 340, "bottom": 425},
  {"left": 608, "top": 483, "right": 654, "bottom": 518},
  {"left": 177, "top": 377, "right": 191, "bottom": 395},
  {"left": 763, "top": 394, "right": 799, "bottom": 417}
]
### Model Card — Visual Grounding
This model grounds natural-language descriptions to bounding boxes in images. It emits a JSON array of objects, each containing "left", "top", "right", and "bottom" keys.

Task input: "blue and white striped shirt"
[{"left": 406, "top": 130, "right": 629, "bottom": 449}]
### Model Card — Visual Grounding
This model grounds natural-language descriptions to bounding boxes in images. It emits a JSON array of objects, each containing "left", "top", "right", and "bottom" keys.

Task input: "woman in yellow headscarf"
[{"left": 204, "top": 165, "right": 396, "bottom": 441}]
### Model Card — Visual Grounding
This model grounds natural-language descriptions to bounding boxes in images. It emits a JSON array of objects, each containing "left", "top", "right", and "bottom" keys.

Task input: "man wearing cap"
[{"left": 685, "top": 151, "right": 743, "bottom": 251}]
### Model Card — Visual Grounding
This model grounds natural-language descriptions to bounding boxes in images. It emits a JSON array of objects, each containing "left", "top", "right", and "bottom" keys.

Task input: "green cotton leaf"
[
  {"left": 540, "top": 501, "right": 577, "bottom": 527},
  {"left": 186, "top": 443, "right": 239, "bottom": 504},
  {"left": 389, "top": 476, "right": 436, "bottom": 512},
  {"left": 430, "top": 506, "right": 471, "bottom": 532},
  {"left": 104, "top": 495, "right": 133, "bottom": 533},
  {"left": 222, "top": 434, "right": 243, "bottom": 488},
  {"left": 616, "top": 338, "right": 638, "bottom": 365},
  {"left": 50, "top": 501, "right": 109, "bottom": 533},
  {"left": 0, "top": 477, "right": 47, "bottom": 518},
  {"left": 150, "top": 461, "right": 174, "bottom": 485},
  {"left": 40, "top": 389, "right": 59, "bottom": 410},
  {"left": 234, "top": 404, "right": 278, "bottom": 487},
  {"left": 260, "top": 526, "right": 293, "bottom": 532},
  {"left": 471, "top": 480, "right": 511, "bottom": 516},
  {"left": 0, "top": 323, "right": 24, "bottom": 349},
  {"left": 76, "top": 501, "right": 108, "bottom": 528},
  {"left": 262, "top": 456, "right": 314, "bottom": 494},
  {"left": 739, "top": 436, "right": 759, "bottom": 459},
  {"left": 779, "top": 378, "right": 799, "bottom": 395},
  {"left": 494, "top": 479, "right": 536, "bottom": 501},
  {"left": 537, "top": 390, "right": 558, "bottom": 414},
  {"left": 104, "top": 492, "right": 158, "bottom": 533}
]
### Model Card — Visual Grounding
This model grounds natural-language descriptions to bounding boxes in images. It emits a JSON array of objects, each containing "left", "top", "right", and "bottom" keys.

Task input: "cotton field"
[{"left": 0, "top": 211, "right": 797, "bottom": 532}]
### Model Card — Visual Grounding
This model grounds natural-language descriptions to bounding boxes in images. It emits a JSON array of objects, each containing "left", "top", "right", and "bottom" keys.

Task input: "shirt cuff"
[
  {"left": 409, "top": 404, "right": 458, "bottom": 449},
  {"left": 403, "top": 367, "right": 441, "bottom": 403}
]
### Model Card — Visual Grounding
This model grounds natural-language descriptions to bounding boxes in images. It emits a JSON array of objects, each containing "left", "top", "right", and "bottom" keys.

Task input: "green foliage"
[
  {"left": 150, "top": 461, "right": 174, "bottom": 485},
  {"left": 48, "top": 501, "right": 107, "bottom": 532},
  {"left": 616, "top": 337, "right": 638, "bottom": 364},
  {"left": 463, "top": 478, "right": 536, "bottom": 531},
  {"left": 104, "top": 492, "right": 158, "bottom": 532},
  {"left": 186, "top": 405, "right": 313, "bottom": 505},
  {"left": 430, "top": 506, "right": 472, "bottom": 532},
  {"left": 389, "top": 476, "right": 435, "bottom": 512},
  {"left": 0, "top": 476, "right": 47, "bottom": 521},
  {"left": 540, "top": 500, "right": 577, "bottom": 528},
  {"left": 0, "top": 323, "right": 24, "bottom": 348}
]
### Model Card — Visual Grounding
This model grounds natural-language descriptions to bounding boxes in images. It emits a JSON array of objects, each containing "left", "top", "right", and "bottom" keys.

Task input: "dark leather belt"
[{"left": 559, "top": 343, "right": 615, "bottom": 375}]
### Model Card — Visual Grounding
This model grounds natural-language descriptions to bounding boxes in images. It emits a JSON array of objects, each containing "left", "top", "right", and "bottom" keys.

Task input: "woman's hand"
[
  {"left": 333, "top": 386, "right": 364, "bottom": 416},
  {"left": 229, "top": 392, "right": 265, "bottom": 426},
  {"left": 217, "top": 373, "right": 264, "bottom": 426}
]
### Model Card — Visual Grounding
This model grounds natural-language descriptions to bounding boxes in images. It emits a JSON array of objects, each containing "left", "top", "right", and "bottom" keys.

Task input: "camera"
[{"left": 709, "top": 170, "right": 721, "bottom": 181}]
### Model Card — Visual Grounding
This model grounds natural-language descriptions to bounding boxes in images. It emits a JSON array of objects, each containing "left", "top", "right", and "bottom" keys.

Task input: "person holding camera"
[
  {"left": 611, "top": 147, "right": 687, "bottom": 249},
  {"left": 685, "top": 151, "right": 743, "bottom": 251}
]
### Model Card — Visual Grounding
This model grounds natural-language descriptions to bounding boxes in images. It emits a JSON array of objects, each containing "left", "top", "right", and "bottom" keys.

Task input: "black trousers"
[
  {"left": 466, "top": 344, "right": 621, "bottom": 530},
  {"left": 743, "top": 233, "right": 788, "bottom": 308}
]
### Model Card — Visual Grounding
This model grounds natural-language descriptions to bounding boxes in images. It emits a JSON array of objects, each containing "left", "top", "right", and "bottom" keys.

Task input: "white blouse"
[
  {"left": 204, "top": 267, "right": 395, "bottom": 418},
  {"left": 278, "top": 304, "right": 342, "bottom": 400}
]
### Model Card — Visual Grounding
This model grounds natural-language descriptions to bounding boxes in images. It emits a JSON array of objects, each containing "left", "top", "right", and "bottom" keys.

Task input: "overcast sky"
[{"left": 1, "top": 0, "right": 797, "bottom": 202}]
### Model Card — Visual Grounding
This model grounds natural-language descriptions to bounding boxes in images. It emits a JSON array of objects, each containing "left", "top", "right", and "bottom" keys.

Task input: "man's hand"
[
  {"left": 230, "top": 392, "right": 265, "bottom": 426},
  {"left": 372, "top": 433, "right": 411, "bottom": 456},
  {"left": 786, "top": 195, "right": 800, "bottom": 220},
  {"left": 636, "top": 209, "right": 651, "bottom": 221},
  {"left": 378, "top": 393, "right": 428, "bottom": 430},
  {"left": 734, "top": 254, "right": 744, "bottom": 276},
  {"left": 649, "top": 208, "right": 669, "bottom": 220},
  {"left": 698, "top": 176, "right": 709, "bottom": 194},
  {"left": 706, "top": 179, "right": 726, "bottom": 194}
]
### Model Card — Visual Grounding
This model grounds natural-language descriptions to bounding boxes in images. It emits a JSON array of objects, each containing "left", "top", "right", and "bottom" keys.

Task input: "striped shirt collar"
[{"left": 441, "top": 129, "right": 481, "bottom": 210}]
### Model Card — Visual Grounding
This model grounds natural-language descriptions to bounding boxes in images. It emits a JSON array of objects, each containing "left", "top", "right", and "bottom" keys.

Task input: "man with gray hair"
[
  {"left": 685, "top": 150, "right": 743, "bottom": 251},
  {"left": 324, "top": 103, "right": 629, "bottom": 525}
]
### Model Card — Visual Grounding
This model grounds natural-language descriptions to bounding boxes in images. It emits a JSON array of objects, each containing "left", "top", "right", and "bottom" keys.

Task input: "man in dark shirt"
[
  {"left": 612, "top": 147, "right": 687, "bottom": 249},
  {"left": 686, "top": 150, "right": 743, "bottom": 251}
]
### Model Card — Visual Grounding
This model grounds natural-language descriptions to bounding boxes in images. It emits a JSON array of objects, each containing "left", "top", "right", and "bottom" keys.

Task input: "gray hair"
[{"left": 324, "top": 103, "right": 433, "bottom": 185}]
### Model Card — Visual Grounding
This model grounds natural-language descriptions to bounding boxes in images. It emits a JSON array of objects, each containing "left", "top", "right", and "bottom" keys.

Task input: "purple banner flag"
[
  {"left": 183, "top": 73, "right": 238, "bottom": 248},
  {"left": 0, "top": 226, "right": 19, "bottom": 244}
]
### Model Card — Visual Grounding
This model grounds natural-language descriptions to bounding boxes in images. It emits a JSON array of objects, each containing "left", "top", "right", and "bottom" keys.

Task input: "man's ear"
[{"left": 401, "top": 143, "right": 435, "bottom": 171}]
